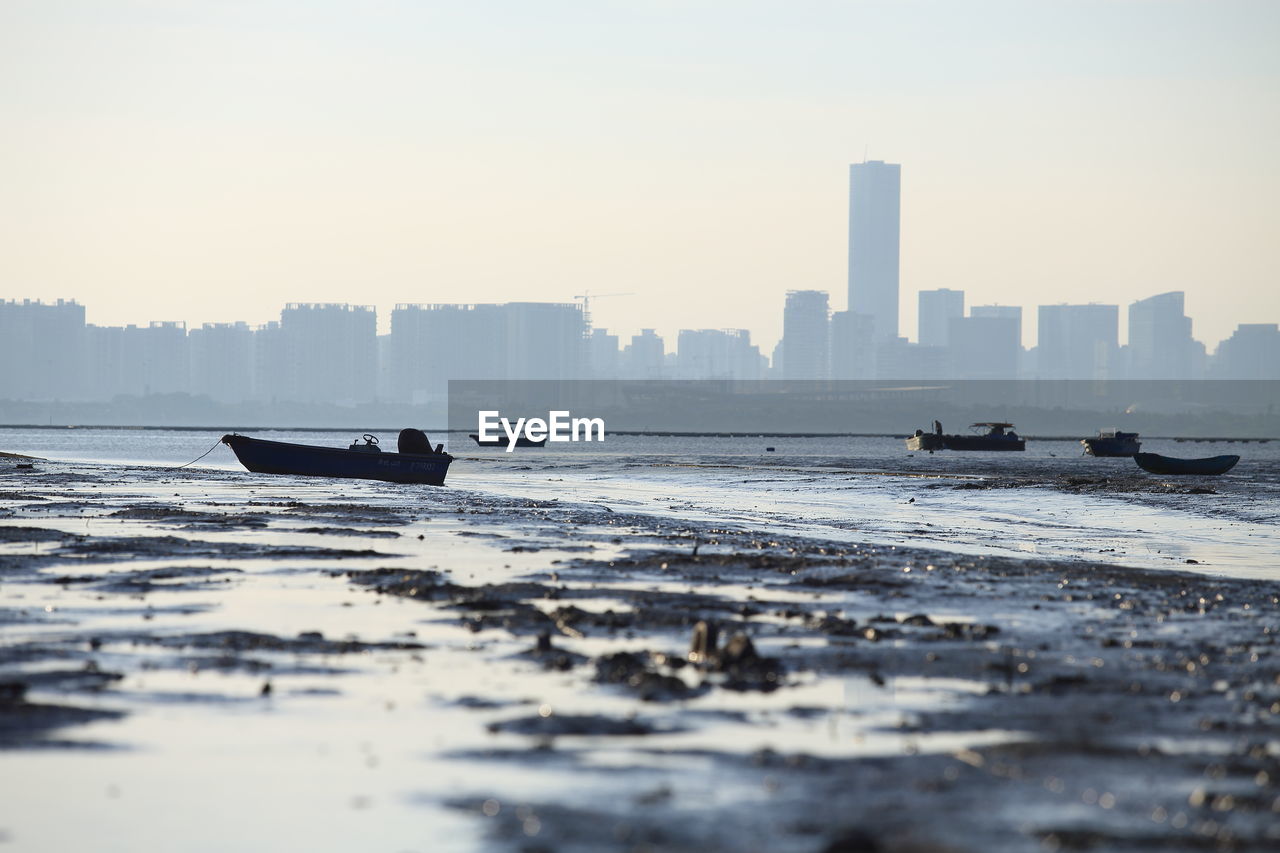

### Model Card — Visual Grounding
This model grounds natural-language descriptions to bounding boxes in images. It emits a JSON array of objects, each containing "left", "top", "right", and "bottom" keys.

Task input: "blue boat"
[
  {"left": 222, "top": 433, "right": 453, "bottom": 485},
  {"left": 1082, "top": 429, "right": 1141, "bottom": 457},
  {"left": 1133, "top": 452, "right": 1239, "bottom": 476}
]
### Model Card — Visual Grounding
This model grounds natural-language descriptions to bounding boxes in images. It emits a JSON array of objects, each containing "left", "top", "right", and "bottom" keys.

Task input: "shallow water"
[{"left": 4, "top": 427, "right": 1277, "bottom": 579}]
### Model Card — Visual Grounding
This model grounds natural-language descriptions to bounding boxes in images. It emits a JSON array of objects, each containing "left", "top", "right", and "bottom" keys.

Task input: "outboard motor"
[{"left": 398, "top": 428, "right": 433, "bottom": 455}]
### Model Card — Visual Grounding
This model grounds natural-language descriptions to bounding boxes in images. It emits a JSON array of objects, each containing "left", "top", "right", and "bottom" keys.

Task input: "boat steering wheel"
[{"left": 362, "top": 433, "right": 379, "bottom": 445}]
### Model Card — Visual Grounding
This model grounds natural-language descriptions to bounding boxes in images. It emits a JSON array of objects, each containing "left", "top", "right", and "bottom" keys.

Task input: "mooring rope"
[{"left": 175, "top": 436, "right": 225, "bottom": 469}]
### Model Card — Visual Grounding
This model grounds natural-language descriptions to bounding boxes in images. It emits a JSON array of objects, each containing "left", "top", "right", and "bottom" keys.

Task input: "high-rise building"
[
  {"left": 279, "top": 304, "right": 376, "bottom": 404},
  {"left": 503, "top": 302, "right": 586, "bottom": 380},
  {"left": 874, "top": 337, "right": 945, "bottom": 379},
  {"left": 388, "top": 302, "right": 584, "bottom": 400},
  {"left": 85, "top": 324, "right": 126, "bottom": 400},
  {"left": 621, "top": 329, "right": 665, "bottom": 379},
  {"left": 1128, "top": 291, "right": 1197, "bottom": 379},
  {"left": 970, "top": 305, "right": 1024, "bottom": 369},
  {"left": 1212, "top": 324, "right": 1280, "bottom": 379},
  {"left": 389, "top": 304, "right": 507, "bottom": 402},
  {"left": 675, "top": 329, "right": 764, "bottom": 379},
  {"left": 0, "top": 299, "right": 87, "bottom": 401},
  {"left": 949, "top": 316, "right": 1020, "bottom": 379},
  {"left": 1036, "top": 304, "right": 1119, "bottom": 379},
  {"left": 830, "top": 311, "right": 877, "bottom": 379},
  {"left": 251, "top": 321, "right": 287, "bottom": 402},
  {"left": 587, "top": 328, "right": 620, "bottom": 379},
  {"left": 781, "top": 290, "right": 830, "bottom": 379},
  {"left": 189, "top": 322, "right": 252, "bottom": 403},
  {"left": 848, "top": 160, "right": 901, "bottom": 341},
  {"left": 970, "top": 305, "right": 1023, "bottom": 338},
  {"left": 918, "top": 289, "right": 964, "bottom": 347},
  {"left": 120, "top": 322, "right": 189, "bottom": 396}
]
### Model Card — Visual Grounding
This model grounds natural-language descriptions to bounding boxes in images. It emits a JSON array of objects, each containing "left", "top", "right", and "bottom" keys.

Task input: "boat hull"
[
  {"left": 1133, "top": 452, "right": 1239, "bottom": 476},
  {"left": 906, "top": 434, "right": 1025, "bottom": 452},
  {"left": 222, "top": 435, "right": 452, "bottom": 485}
]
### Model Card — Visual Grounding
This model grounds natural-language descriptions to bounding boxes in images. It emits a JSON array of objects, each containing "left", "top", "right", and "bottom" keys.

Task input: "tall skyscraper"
[
  {"left": 917, "top": 288, "right": 964, "bottom": 347},
  {"left": 781, "top": 290, "right": 830, "bottom": 379},
  {"left": 848, "top": 160, "right": 901, "bottom": 341}
]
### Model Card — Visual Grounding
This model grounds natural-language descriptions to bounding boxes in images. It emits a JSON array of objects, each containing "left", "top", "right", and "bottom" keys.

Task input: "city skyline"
[
  {"left": 3, "top": 2, "right": 1278, "bottom": 351},
  {"left": 4, "top": 288, "right": 1276, "bottom": 410}
]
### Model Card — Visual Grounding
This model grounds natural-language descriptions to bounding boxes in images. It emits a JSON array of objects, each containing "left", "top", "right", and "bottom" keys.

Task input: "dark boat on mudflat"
[
  {"left": 1133, "top": 452, "right": 1239, "bottom": 476},
  {"left": 906, "top": 422, "right": 1025, "bottom": 452},
  {"left": 222, "top": 433, "right": 453, "bottom": 485},
  {"left": 1082, "top": 429, "right": 1141, "bottom": 457},
  {"left": 469, "top": 433, "right": 547, "bottom": 448}
]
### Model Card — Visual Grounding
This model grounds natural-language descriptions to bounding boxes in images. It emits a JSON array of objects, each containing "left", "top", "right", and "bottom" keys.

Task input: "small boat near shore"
[
  {"left": 1133, "top": 452, "right": 1239, "bottom": 476},
  {"left": 1082, "top": 429, "right": 1141, "bottom": 457},
  {"left": 222, "top": 433, "right": 453, "bottom": 485},
  {"left": 906, "top": 421, "right": 1025, "bottom": 452},
  {"left": 469, "top": 433, "right": 547, "bottom": 448}
]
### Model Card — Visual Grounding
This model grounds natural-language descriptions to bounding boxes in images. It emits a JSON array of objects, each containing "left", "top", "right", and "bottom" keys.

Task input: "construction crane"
[{"left": 573, "top": 291, "right": 634, "bottom": 328}]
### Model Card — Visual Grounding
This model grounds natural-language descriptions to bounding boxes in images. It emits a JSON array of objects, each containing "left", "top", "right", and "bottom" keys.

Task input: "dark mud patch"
[
  {"left": 4, "top": 669, "right": 124, "bottom": 694},
  {"left": 146, "top": 629, "right": 427, "bottom": 655},
  {"left": 50, "top": 565, "right": 243, "bottom": 594},
  {"left": 289, "top": 526, "right": 401, "bottom": 538},
  {"left": 0, "top": 526, "right": 70, "bottom": 543},
  {"left": 108, "top": 505, "right": 273, "bottom": 530},
  {"left": 50, "top": 535, "right": 393, "bottom": 564},
  {"left": 487, "top": 712, "right": 679, "bottom": 738},
  {"left": 449, "top": 695, "right": 535, "bottom": 711},
  {"left": 248, "top": 500, "right": 414, "bottom": 526},
  {"left": 948, "top": 473, "right": 1226, "bottom": 495},
  {"left": 0, "top": 682, "right": 125, "bottom": 749}
]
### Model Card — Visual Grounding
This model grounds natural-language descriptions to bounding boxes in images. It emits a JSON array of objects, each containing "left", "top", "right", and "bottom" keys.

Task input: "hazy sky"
[{"left": 3, "top": 0, "right": 1278, "bottom": 350}]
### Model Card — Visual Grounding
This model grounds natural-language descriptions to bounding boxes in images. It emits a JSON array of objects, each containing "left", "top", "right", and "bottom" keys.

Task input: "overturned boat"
[
  {"left": 906, "top": 421, "right": 1025, "bottom": 452},
  {"left": 1082, "top": 429, "right": 1141, "bottom": 457},
  {"left": 1133, "top": 452, "right": 1239, "bottom": 476},
  {"left": 222, "top": 432, "right": 453, "bottom": 485}
]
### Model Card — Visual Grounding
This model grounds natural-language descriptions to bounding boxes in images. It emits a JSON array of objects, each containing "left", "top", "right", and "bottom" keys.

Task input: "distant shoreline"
[{"left": 0, "top": 423, "right": 1275, "bottom": 442}]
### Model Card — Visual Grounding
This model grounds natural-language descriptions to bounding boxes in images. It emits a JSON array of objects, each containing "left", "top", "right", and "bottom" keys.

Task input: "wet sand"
[{"left": 1, "top": 454, "right": 1278, "bottom": 852}]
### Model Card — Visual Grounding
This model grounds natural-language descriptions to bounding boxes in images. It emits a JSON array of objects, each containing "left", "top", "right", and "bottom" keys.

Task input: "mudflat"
[{"left": 1, "top": 455, "right": 1277, "bottom": 852}]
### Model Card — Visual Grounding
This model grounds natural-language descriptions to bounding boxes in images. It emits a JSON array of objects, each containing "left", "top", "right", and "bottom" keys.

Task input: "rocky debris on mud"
[{"left": 509, "top": 632, "right": 590, "bottom": 671}]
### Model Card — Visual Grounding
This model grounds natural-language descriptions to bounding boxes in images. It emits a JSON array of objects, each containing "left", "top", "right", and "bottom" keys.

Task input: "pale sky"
[{"left": 2, "top": 0, "right": 1278, "bottom": 351}]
